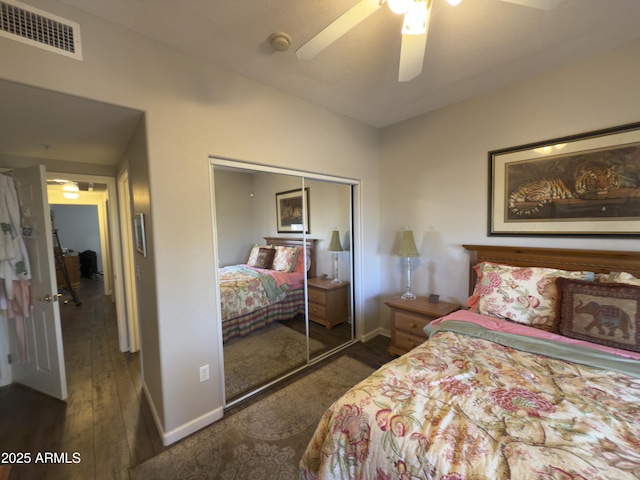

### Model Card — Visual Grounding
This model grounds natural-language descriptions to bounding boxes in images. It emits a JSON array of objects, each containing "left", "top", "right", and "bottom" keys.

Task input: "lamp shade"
[
  {"left": 328, "top": 230, "right": 343, "bottom": 252},
  {"left": 397, "top": 230, "right": 419, "bottom": 257}
]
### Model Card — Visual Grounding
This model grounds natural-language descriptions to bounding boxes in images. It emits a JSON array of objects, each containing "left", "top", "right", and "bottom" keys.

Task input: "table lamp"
[
  {"left": 397, "top": 229, "right": 419, "bottom": 299},
  {"left": 328, "top": 229, "right": 343, "bottom": 283}
]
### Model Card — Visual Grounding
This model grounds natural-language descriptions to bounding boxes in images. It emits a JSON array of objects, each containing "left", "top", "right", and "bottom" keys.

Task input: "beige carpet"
[
  {"left": 131, "top": 356, "right": 374, "bottom": 480},
  {"left": 224, "top": 322, "right": 325, "bottom": 400}
]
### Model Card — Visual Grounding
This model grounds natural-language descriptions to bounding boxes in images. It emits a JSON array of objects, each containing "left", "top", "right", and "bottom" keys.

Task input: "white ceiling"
[
  {"left": 57, "top": 0, "right": 640, "bottom": 128},
  {"left": 2, "top": 0, "right": 640, "bottom": 166},
  {"left": 0, "top": 79, "right": 143, "bottom": 166}
]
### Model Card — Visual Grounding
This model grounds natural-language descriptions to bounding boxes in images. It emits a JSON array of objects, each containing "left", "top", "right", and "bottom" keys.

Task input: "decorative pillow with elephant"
[{"left": 557, "top": 278, "right": 640, "bottom": 353}]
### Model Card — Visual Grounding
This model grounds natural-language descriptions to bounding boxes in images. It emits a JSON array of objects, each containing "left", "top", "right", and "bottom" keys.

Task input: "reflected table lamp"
[
  {"left": 397, "top": 229, "right": 419, "bottom": 299},
  {"left": 328, "top": 229, "right": 343, "bottom": 283}
]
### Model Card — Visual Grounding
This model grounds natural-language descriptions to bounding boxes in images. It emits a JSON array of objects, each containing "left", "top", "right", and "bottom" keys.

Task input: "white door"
[{"left": 9, "top": 165, "right": 67, "bottom": 400}]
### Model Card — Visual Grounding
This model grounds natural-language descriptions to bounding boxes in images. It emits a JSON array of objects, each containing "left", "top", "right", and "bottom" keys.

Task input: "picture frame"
[
  {"left": 134, "top": 213, "right": 147, "bottom": 256},
  {"left": 489, "top": 122, "right": 640, "bottom": 237},
  {"left": 276, "top": 188, "right": 310, "bottom": 233}
]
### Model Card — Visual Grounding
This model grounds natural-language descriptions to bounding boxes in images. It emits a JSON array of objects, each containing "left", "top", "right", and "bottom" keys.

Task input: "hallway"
[{"left": 0, "top": 278, "right": 164, "bottom": 480}]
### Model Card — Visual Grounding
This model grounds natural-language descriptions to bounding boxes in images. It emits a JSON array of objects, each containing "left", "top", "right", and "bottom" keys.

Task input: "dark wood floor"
[
  {"left": 0, "top": 278, "right": 164, "bottom": 480},
  {"left": 0, "top": 278, "right": 394, "bottom": 479}
]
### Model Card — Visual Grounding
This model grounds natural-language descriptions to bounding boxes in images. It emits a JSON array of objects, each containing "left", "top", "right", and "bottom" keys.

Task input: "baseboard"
[
  {"left": 162, "top": 407, "right": 224, "bottom": 446},
  {"left": 142, "top": 382, "right": 224, "bottom": 446},
  {"left": 359, "top": 327, "right": 390, "bottom": 343}
]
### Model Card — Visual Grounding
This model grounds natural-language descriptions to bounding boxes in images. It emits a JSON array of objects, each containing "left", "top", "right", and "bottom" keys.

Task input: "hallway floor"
[{"left": 0, "top": 278, "right": 164, "bottom": 480}]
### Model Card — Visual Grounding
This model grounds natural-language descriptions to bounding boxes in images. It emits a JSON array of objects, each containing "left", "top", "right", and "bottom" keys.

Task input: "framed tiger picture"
[{"left": 489, "top": 121, "right": 640, "bottom": 237}]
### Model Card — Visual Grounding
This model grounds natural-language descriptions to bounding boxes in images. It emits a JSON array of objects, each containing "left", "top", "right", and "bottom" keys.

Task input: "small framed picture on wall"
[{"left": 134, "top": 213, "right": 147, "bottom": 257}]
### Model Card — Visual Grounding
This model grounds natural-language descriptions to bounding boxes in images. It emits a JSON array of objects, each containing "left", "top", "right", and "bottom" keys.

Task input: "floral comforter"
[
  {"left": 300, "top": 312, "right": 640, "bottom": 480},
  {"left": 219, "top": 265, "right": 290, "bottom": 322}
]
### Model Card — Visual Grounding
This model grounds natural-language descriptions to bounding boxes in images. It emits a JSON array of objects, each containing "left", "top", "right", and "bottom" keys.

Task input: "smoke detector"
[{"left": 269, "top": 32, "right": 291, "bottom": 52}]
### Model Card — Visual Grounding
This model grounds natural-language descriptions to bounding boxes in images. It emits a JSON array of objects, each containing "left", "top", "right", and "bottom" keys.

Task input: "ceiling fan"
[{"left": 296, "top": 0, "right": 563, "bottom": 82}]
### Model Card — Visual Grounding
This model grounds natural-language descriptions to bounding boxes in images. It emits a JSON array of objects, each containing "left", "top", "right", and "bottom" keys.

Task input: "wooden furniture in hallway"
[{"left": 55, "top": 251, "right": 80, "bottom": 290}]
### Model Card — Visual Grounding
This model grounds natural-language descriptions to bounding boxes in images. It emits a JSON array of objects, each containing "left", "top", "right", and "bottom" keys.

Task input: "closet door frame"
[{"left": 209, "top": 157, "right": 363, "bottom": 407}]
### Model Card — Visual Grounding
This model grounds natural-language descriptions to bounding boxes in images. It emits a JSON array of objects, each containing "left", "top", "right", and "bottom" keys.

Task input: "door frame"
[
  {"left": 47, "top": 172, "right": 132, "bottom": 352},
  {"left": 117, "top": 168, "right": 140, "bottom": 352}
]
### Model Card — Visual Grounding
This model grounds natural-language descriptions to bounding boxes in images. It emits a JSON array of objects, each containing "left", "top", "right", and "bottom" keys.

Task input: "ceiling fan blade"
[
  {"left": 499, "top": 0, "right": 563, "bottom": 10},
  {"left": 398, "top": 1, "right": 431, "bottom": 82},
  {"left": 296, "top": 0, "right": 383, "bottom": 60},
  {"left": 398, "top": 33, "right": 427, "bottom": 82}
]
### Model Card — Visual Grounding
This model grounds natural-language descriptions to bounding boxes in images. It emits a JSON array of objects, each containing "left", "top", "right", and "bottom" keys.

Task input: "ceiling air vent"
[{"left": 0, "top": 0, "right": 82, "bottom": 60}]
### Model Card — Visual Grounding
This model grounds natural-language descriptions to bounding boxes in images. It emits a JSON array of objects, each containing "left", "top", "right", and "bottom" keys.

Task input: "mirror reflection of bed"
[{"left": 213, "top": 164, "right": 355, "bottom": 404}]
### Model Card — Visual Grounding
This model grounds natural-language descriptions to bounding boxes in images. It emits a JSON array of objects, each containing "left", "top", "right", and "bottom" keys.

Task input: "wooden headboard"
[
  {"left": 463, "top": 245, "right": 640, "bottom": 296},
  {"left": 264, "top": 237, "right": 317, "bottom": 278}
]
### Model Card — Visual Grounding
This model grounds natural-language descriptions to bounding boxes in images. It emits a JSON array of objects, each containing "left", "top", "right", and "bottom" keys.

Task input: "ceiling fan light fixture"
[
  {"left": 446, "top": 0, "right": 462, "bottom": 6},
  {"left": 388, "top": 0, "right": 411, "bottom": 14},
  {"left": 402, "top": 1, "right": 428, "bottom": 35}
]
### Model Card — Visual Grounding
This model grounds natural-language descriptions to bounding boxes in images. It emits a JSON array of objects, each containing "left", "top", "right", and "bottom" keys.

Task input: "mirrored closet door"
[
  {"left": 211, "top": 160, "right": 356, "bottom": 405},
  {"left": 304, "top": 179, "right": 353, "bottom": 363}
]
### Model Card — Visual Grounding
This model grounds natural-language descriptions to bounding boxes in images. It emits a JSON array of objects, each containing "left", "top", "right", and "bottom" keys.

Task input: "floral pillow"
[
  {"left": 557, "top": 278, "right": 640, "bottom": 353},
  {"left": 272, "top": 246, "right": 300, "bottom": 273},
  {"left": 466, "top": 262, "right": 594, "bottom": 331},
  {"left": 250, "top": 247, "right": 275, "bottom": 269},
  {"left": 247, "top": 244, "right": 273, "bottom": 266}
]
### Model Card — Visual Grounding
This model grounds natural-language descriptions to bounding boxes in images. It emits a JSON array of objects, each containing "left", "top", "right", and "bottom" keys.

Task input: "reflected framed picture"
[
  {"left": 489, "top": 122, "right": 640, "bottom": 237},
  {"left": 276, "top": 188, "right": 310, "bottom": 233},
  {"left": 134, "top": 213, "right": 147, "bottom": 256}
]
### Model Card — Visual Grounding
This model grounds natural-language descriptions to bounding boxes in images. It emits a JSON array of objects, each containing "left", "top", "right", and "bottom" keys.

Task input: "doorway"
[
  {"left": 46, "top": 172, "right": 135, "bottom": 353},
  {"left": 0, "top": 80, "right": 144, "bottom": 402}
]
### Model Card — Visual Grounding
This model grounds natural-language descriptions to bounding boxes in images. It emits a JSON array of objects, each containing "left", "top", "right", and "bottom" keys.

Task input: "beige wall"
[
  {"left": 0, "top": 0, "right": 380, "bottom": 444},
  {"left": 378, "top": 39, "right": 640, "bottom": 330},
  {"left": 213, "top": 169, "right": 257, "bottom": 267},
  {"left": 121, "top": 117, "right": 166, "bottom": 424}
]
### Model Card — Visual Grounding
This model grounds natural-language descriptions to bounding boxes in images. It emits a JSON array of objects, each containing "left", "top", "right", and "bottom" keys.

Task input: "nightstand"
[
  {"left": 385, "top": 296, "right": 460, "bottom": 356},
  {"left": 307, "top": 277, "right": 349, "bottom": 329}
]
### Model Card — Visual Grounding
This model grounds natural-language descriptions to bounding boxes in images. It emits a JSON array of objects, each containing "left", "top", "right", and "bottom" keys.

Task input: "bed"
[
  {"left": 220, "top": 237, "right": 316, "bottom": 343},
  {"left": 300, "top": 245, "right": 640, "bottom": 479}
]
